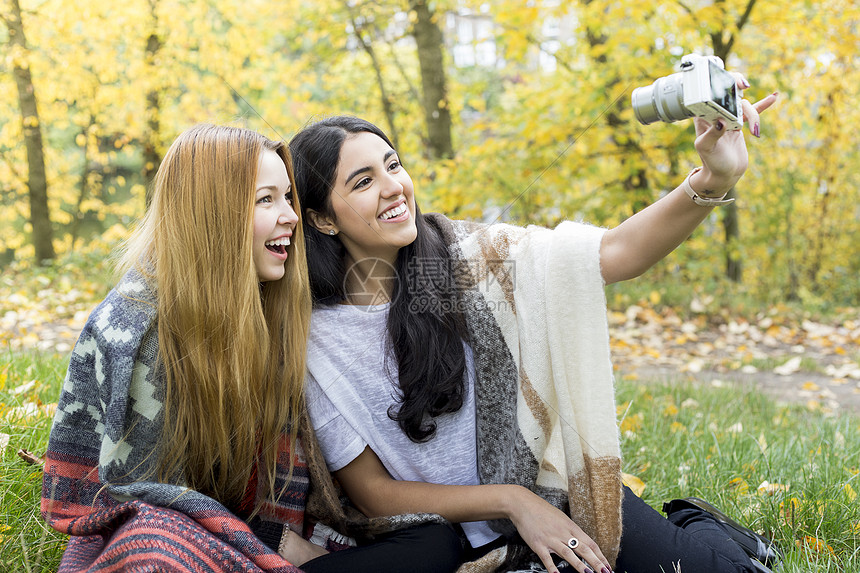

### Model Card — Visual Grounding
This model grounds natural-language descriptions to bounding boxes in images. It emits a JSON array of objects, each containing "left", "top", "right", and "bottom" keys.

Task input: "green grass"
[
  {"left": 1, "top": 350, "right": 68, "bottom": 571},
  {"left": 2, "top": 350, "right": 859, "bottom": 571},
  {"left": 618, "top": 379, "right": 860, "bottom": 572}
]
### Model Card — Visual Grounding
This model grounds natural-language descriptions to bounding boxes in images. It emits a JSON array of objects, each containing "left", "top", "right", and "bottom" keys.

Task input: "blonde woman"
[{"left": 41, "top": 124, "right": 460, "bottom": 572}]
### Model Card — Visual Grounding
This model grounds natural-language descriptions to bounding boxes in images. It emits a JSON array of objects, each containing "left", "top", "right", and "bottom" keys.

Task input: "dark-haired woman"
[{"left": 290, "top": 85, "right": 779, "bottom": 573}]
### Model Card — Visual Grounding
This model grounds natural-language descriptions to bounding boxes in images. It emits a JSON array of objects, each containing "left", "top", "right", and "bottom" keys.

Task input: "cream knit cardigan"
[{"left": 428, "top": 214, "right": 623, "bottom": 570}]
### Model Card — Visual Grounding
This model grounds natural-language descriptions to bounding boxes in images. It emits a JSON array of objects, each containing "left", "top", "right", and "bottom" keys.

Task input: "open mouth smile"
[
  {"left": 265, "top": 236, "right": 291, "bottom": 255},
  {"left": 379, "top": 201, "right": 408, "bottom": 221}
]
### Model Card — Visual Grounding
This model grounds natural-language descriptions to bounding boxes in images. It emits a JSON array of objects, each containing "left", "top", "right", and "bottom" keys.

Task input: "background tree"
[
  {"left": 0, "top": 0, "right": 857, "bottom": 306},
  {"left": 700, "top": 0, "right": 759, "bottom": 282},
  {"left": 410, "top": 0, "right": 454, "bottom": 159},
  {"left": 142, "top": 0, "right": 162, "bottom": 206},
  {"left": 2, "top": 0, "right": 54, "bottom": 263}
]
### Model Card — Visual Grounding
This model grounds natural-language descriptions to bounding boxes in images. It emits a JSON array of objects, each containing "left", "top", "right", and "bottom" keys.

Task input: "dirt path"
[
  {"left": 5, "top": 308, "right": 860, "bottom": 415},
  {"left": 615, "top": 364, "right": 860, "bottom": 415},
  {"left": 608, "top": 305, "right": 860, "bottom": 415}
]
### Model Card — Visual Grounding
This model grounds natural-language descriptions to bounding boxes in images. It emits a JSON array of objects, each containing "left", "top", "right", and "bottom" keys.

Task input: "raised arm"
[
  {"left": 336, "top": 446, "right": 611, "bottom": 573},
  {"left": 599, "top": 84, "right": 778, "bottom": 286}
]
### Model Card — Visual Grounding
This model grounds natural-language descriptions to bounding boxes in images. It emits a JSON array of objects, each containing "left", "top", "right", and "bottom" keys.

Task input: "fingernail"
[
  {"left": 602, "top": 568, "right": 612, "bottom": 573},
  {"left": 715, "top": 120, "right": 724, "bottom": 131},
  {"left": 753, "top": 122, "right": 761, "bottom": 138},
  {"left": 772, "top": 91, "right": 780, "bottom": 98},
  {"left": 741, "top": 79, "right": 751, "bottom": 89},
  {"left": 585, "top": 569, "right": 595, "bottom": 573}
]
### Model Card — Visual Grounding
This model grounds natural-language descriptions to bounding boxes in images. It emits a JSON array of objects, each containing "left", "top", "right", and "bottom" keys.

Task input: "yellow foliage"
[
  {"left": 797, "top": 535, "right": 835, "bottom": 557},
  {"left": 0, "top": 0, "right": 856, "bottom": 299},
  {"left": 620, "top": 412, "right": 643, "bottom": 434},
  {"left": 728, "top": 477, "right": 749, "bottom": 495},
  {"left": 669, "top": 421, "right": 686, "bottom": 433}
]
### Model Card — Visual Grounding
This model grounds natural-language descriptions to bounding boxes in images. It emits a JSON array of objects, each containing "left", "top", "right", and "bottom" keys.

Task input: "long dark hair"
[{"left": 290, "top": 116, "right": 468, "bottom": 443}]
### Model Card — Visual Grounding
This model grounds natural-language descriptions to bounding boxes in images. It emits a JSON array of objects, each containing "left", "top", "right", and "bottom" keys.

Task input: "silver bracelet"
[{"left": 682, "top": 167, "right": 735, "bottom": 207}]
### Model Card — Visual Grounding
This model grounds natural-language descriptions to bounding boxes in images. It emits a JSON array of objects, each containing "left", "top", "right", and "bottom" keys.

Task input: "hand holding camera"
[{"left": 632, "top": 53, "right": 778, "bottom": 197}]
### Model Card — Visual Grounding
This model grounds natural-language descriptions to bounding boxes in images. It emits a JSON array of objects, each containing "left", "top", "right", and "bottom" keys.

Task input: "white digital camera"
[{"left": 631, "top": 53, "right": 743, "bottom": 131}]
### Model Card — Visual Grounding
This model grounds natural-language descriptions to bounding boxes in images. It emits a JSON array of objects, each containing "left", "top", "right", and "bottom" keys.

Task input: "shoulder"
[{"left": 75, "top": 271, "right": 158, "bottom": 363}]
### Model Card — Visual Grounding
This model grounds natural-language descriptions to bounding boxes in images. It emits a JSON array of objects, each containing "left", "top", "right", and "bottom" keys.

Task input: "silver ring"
[{"left": 567, "top": 536, "right": 579, "bottom": 550}]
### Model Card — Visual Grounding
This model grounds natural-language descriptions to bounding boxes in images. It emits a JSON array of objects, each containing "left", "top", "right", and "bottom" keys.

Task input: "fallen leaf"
[
  {"left": 758, "top": 480, "right": 789, "bottom": 494},
  {"left": 622, "top": 472, "right": 646, "bottom": 497},
  {"left": 774, "top": 356, "right": 802, "bottom": 376},
  {"left": 797, "top": 535, "right": 835, "bottom": 556},
  {"left": 17, "top": 449, "right": 44, "bottom": 467},
  {"left": 728, "top": 477, "right": 749, "bottom": 494},
  {"left": 10, "top": 380, "right": 36, "bottom": 395},
  {"left": 780, "top": 497, "right": 801, "bottom": 522}
]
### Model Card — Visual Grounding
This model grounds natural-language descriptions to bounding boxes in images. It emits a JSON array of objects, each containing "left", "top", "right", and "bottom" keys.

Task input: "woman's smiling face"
[
  {"left": 252, "top": 150, "right": 298, "bottom": 282},
  {"left": 326, "top": 132, "right": 417, "bottom": 265}
]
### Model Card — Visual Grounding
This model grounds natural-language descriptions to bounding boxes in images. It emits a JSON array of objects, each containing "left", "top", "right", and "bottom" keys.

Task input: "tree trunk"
[
  {"left": 712, "top": 26, "right": 742, "bottom": 282},
  {"left": 722, "top": 188, "right": 741, "bottom": 281},
  {"left": 710, "top": 0, "right": 757, "bottom": 282},
  {"left": 143, "top": 0, "right": 161, "bottom": 206},
  {"left": 70, "top": 116, "right": 95, "bottom": 252},
  {"left": 3, "top": 0, "right": 55, "bottom": 263},
  {"left": 409, "top": 0, "right": 453, "bottom": 160}
]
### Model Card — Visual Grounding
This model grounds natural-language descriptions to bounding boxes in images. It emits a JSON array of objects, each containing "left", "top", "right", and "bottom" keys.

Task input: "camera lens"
[
  {"left": 632, "top": 74, "right": 694, "bottom": 125},
  {"left": 631, "top": 85, "right": 660, "bottom": 125}
]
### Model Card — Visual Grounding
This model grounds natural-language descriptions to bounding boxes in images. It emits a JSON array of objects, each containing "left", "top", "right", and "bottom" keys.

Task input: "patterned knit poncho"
[{"left": 41, "top": 270, "right": 313, "bottom": 572}]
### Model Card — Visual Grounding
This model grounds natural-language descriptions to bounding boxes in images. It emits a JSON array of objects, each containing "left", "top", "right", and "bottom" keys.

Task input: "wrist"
[
  {"left": 681, "top": 167, "right": 735, "bottom": 207},
  {"left": 499, "top": 484, "right": 529, "bottom": 520},
  {"left": 689, "top": 167, "right": 736, "bottom": 197}
]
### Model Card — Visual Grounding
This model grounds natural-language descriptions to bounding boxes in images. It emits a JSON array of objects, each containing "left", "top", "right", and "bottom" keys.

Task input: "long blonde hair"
[{"left": 120, "top": 124, "right": 311, "bottom": 509}]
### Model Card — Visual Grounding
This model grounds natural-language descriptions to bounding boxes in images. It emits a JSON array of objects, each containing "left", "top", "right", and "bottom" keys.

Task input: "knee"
[{"left": 408, "top": 523, "right": 463, "bottom": 572}]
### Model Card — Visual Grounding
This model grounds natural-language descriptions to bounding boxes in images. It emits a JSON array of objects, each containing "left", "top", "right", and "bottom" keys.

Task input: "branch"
[
  {"left": 383, "top": 34, "right": 421, "bottom": 103},
  {"left": 735, "top": 0, "right": 757, "bottom": 32},
  {"left": 0, "top": 148, "right": 24, "bottom": 182},
  {"left": 341, "top": 0, "right": 401, "bottom": 148},
  {"left": 675, "top": 0, "right": 694, "bottom": 16},
  {"left": 718, "top": 0, "right": 757, "bottom": 57}
]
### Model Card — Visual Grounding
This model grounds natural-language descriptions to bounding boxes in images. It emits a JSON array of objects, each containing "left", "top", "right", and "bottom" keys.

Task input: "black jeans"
[
  {"left": 615, "top": 486, "right": 755, "bottom": 573},
  {"left": 300, "top": 522, "right": 462, "bottom": 573},
  {"left": 303, "top": 487, "right": 754, "bottom": 573}
]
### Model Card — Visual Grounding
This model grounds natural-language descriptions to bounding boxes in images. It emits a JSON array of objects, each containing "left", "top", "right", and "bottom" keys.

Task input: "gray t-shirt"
[{"left": 305, "top": 302, "right": 499, "bottom": 547}]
